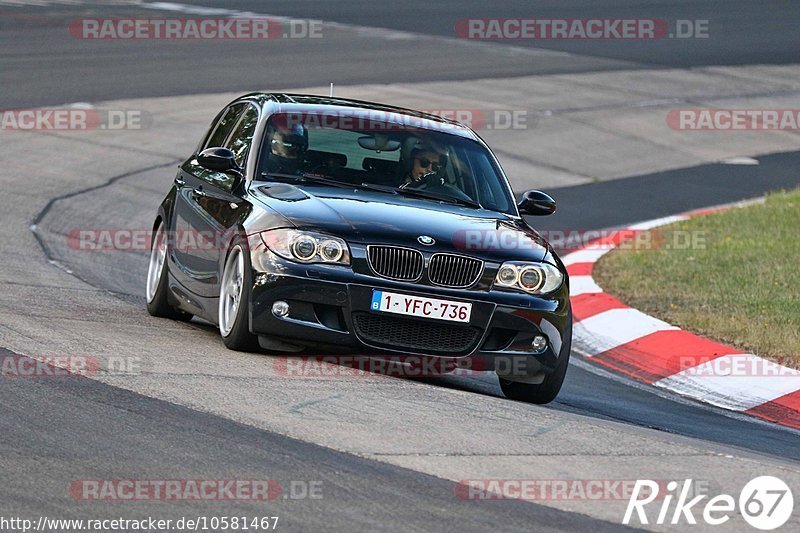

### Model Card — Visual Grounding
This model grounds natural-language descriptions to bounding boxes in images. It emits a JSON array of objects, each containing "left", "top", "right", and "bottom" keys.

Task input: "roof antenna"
[{"left": 329, "top": 82, "right": 334, "bottom": 97}]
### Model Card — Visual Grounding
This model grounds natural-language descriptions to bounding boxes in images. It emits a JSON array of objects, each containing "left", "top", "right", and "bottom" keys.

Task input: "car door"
[
  {"left": 171, "top": 102, "right": 247, "bottom": 297},
  {"left": 195, "top": 103, "right": 260, "bottom": 297}
]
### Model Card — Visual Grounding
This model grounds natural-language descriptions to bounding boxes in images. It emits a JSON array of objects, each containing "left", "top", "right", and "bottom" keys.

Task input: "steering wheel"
[{"left": 405, "top": 172, "right": 475, "bottom": 203}]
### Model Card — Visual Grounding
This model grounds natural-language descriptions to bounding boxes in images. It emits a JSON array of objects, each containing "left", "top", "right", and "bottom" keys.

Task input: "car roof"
[{"left": 235, "top": 92, "right": 480, "bottom": 141}]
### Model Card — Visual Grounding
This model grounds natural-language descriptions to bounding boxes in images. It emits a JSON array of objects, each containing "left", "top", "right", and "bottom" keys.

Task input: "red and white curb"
[{"left": 563, "top": 202, "right": 800, "bottom": 430}]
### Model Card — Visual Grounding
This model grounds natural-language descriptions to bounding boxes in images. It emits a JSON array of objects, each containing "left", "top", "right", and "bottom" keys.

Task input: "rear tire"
[
  {"left": 218, "top": 241, "right": 259, "bottom": 351},
  {"left": 146, "top": 219, "right": 192, "bottom": 321},
  {"left": 498, "top": 311, "right": 572, "bottom": 404}
]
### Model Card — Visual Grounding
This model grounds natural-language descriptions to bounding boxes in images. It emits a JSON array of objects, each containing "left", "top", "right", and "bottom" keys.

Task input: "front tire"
[
  {"left": 498, "top": 311, "right": 572, "bottom": 404},
  {"left": 146, "top": 219, "right": 192, "bottom": 321},
  {"left": 218, "top": 241, "right": 259, "bottom": 351}
]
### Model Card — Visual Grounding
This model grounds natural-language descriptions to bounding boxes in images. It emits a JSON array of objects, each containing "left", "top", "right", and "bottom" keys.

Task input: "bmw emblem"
[{"left": 417, "top": 235, "right": 435, "bottom": 246}]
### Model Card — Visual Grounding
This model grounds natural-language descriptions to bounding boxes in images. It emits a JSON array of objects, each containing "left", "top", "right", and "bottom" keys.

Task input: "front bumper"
[{"left": 248, "top": 252, "right": 571, "bottom": 376}]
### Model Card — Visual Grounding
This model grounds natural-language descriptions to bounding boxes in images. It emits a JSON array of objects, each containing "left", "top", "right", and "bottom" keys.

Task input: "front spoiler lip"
[{"left": 248, "top": 269, "right": 567, "bottom": 373}]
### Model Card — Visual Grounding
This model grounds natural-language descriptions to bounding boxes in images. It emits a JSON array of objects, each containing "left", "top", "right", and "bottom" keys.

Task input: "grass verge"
[{"left": 593, "top": 187, "right": 800, "bottom": 367}]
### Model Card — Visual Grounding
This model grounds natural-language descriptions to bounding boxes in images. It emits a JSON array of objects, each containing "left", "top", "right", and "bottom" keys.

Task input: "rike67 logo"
[{"left": 624, "top": 476, "right": 793, "bottom": 530}]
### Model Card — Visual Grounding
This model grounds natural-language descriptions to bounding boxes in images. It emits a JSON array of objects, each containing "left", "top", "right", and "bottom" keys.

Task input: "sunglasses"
[
  {"left": 415, "top": 157, "right": 442, "bottom": 171},
  {"left": 272, "top": 139, "right": 299, "bottom": 148}
]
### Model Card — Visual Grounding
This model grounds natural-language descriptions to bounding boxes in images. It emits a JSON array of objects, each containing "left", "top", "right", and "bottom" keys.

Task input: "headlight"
[
  {"left": 319, "top": 239, "right": 344, "bottom": 262},
  {"left": 493, "top": 261, "right": 563, "bottom": 294},
  {"left": 260, "top": 229, "right": 350, "bottom": 265}
]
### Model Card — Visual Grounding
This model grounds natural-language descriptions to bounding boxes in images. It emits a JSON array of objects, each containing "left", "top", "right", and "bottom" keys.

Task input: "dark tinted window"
[
  {"left": 226, "top": 105, "right": 259, "bottom": 167},
  {"left": 186, "top": 103, "right": 251, "bottom": 192},
  {"left": 205, "top": 103, "right": 245, "bottom": 149}
]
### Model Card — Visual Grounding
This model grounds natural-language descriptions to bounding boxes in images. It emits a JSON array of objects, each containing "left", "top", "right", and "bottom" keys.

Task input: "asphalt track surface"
[
  {"left": 2, "top": 0, "right": 799, "bottom": 108},
  {"left": 2, "top": 1, "right": 800, "bottom": 531},
  {"left": 183, "top": 0, "right": 800, "bottom": 67},
  {"left": 0, "top": 346, "right": 627, "bottom": 532}
]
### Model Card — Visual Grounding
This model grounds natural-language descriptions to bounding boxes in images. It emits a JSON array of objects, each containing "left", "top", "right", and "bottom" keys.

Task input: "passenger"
[{"left": 399, "top": 143, "right": 446, "bottom": 189}]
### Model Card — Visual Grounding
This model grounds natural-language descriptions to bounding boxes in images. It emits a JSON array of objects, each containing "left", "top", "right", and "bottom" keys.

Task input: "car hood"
[{"left": 248, "top": 183, "right": 550, "bottom": 262}]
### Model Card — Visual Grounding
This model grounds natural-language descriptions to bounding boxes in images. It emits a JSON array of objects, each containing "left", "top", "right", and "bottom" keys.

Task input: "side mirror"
[
  {"left": 518, "top": 190, "right": 556, "bottom": 216},
  {"left": 197, "top": 147, "right": 243, "bottom": 178}
]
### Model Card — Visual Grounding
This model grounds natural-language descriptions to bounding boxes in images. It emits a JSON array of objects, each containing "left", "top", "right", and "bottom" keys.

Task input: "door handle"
[{"left": 174, "top": 176, "right": 185, "bottom": 187}]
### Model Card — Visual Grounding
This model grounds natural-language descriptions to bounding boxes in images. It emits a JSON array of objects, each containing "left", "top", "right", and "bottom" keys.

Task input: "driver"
[
  {"left": 262, "top": 122, "right": 308, "bottom": 175},
  {"left": 399, "top": 143, "right": 446, "bottom": 189}
]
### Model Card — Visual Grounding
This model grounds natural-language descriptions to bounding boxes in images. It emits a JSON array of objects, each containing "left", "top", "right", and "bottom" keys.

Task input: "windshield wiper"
[
  {"left": 260, "top": 172, "right": 354, "bottom": 189},
  {"left": 361, "top": 183, "right": 482, "bottom": 209},
  {"left": 355, "top": 183, "right": 400, "bottom": 195}
]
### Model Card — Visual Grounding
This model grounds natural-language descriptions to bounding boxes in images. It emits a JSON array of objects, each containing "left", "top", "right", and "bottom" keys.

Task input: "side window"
[
  {"left": 226, "top": 105, "right": 259, "bottom": 168},
  {"left": 186, "top": 103, "right": 249, "bottom": 192},
  {"left": 204, "top": 103, "right": 246, "bottom": 150}
]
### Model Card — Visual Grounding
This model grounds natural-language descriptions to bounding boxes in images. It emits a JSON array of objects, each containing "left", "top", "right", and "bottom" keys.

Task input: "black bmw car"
[{"left": 146, "top": 93, "right": 571, "bottom": 403}]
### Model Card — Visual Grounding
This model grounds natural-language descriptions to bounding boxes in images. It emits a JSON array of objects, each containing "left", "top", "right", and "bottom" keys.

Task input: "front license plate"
[{"left": 370, "top": 290, "right": 472, "bottom": 323}]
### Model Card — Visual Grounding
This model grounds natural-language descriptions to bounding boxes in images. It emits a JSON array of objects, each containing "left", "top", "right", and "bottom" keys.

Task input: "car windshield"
[{"left": 256, "top": 112, "right": 515, "bottom": 214}]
